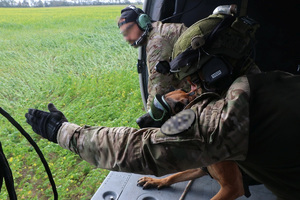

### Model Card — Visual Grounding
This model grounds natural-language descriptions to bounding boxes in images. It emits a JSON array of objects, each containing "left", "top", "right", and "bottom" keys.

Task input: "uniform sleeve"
[
  {"left": 57, "top": 123, "right": 204, "bottom": 176},
  {"left": 56, "top": 76, "right": 250, "bottom": 177},
  {"left": 191, "top": 76, "right": 251, "bottom": 165}
]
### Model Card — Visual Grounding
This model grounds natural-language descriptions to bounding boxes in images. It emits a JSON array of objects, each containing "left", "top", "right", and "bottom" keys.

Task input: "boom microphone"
[{"left": 131, "top": 25, "right": 150, "bottom": 47}]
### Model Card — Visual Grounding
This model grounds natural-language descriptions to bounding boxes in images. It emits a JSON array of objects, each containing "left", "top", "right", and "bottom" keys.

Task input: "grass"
[{"left": 0, "top": 6, "right": 145, "bottom": 199}]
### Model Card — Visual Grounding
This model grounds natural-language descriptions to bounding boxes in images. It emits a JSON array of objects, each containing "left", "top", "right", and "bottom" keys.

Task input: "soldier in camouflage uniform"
[
  {"left": 25, "top": 70, "right": 300, "bottom": 199},
  {"left": 145, "top": 21, "right": 191, "bottom": 108},
  {"left": 118, "top": 5, "right": 189, "bottom": 109},
  {"left": 118, "top": 6, "right": 264, "bottom": 109},
  {"left": 25, "top": 7, "right": 300, "bottom": 199}
]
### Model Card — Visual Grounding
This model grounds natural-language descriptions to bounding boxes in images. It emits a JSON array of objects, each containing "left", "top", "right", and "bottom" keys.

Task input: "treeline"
[{"left": 0, "top": 0, "right": 143, "bottom": 7}]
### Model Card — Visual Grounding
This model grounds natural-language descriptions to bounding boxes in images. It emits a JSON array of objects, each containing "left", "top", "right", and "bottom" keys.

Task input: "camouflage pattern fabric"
[
  {"left": 145, "top": 21, "right": 261, "bottom": 110},
  {"left": 145, "top": 21, "right": 189, "bottom": 109},
  {"left": 57, "top": 75, "right": 250, "bottom": 175}
]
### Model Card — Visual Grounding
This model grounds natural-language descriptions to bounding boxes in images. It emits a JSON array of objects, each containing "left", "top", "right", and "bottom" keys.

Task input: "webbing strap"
[
  {"left": 169, "top": 48, "right": 199, "bottom": 72},
  {"left": 0, "top": 107, "right": 58, "bottom": 200},
  {"left": 0, "top": 142, "right": 17, "bottom": 200}
]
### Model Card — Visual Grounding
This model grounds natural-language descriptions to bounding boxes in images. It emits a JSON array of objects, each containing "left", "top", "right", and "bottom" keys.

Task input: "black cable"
[
  {"left": 0, "top": 107, "right": 58, "bottom": 200},
  {"left": 0, "top": 142, "right": 17, "bottom": 200},
  {"left": 161, "top": 0, "right": 204, "bottom": 23}
]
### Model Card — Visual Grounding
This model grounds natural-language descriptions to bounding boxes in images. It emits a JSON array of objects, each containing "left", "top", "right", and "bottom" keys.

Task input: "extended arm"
[{"left": 26, "top": 76, "right": 250, "bottom": 177}]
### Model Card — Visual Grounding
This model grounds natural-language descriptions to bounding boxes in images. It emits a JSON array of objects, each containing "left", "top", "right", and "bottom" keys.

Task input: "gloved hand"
[{"left": 25, "top": 103, "right": 68, "bottom": 143}]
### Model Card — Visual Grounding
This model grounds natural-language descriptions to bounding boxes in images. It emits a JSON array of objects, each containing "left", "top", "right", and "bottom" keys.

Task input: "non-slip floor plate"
[{"left": 92, "top": 171, "right": 276, "bottom": 200}]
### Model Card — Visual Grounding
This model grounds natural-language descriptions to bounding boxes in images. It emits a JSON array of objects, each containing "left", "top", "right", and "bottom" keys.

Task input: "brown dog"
[{"left": 136, "top": 88, "right": 250, "bottom": 200}]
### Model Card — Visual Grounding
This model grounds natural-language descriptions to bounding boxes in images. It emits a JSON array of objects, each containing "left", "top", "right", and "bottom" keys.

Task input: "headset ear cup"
[
  {"left": 137, "top": 14, "right": 151, "bottom": 30},
  {"left": 201, "top": 57, "right": 233, "bottom": 91}
]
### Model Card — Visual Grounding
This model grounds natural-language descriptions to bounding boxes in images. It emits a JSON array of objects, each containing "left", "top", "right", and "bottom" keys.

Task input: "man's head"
[{"left": 118, "top": 5, "right": 152, "bottom": 47}]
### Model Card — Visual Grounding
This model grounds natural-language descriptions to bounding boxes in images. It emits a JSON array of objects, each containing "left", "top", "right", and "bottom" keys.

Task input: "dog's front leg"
[{"left": 137, "top": 168, "right": 206, "bottom": 189}]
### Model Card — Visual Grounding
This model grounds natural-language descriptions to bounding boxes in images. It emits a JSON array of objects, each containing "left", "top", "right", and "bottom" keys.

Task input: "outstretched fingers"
[
  {"left": 25, "top": 112, "right": 34, "bottom": 125},
  {"left": 26, "top": 109, "right": 44, "bottom": 124},
  {"left": 48, "top": 103, "right": 58, "bottom": 112}
]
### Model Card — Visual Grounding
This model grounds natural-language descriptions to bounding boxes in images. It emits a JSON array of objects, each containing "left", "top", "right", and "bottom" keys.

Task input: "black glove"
[{"left": 25, "top": 103, "right": 68, "bottom": 143}]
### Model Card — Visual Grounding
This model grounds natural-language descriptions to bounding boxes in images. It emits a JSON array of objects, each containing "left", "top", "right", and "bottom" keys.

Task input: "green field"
[{"left": 0, "top": 6, "right": 145, "bottom": 199}]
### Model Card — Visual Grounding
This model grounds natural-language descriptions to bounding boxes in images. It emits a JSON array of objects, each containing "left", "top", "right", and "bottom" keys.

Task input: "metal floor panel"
[{"left": 92, "top": 171, "right": 276, "bottom": 200}]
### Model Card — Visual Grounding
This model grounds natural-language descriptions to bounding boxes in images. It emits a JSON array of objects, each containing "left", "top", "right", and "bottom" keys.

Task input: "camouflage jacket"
[
  {"left": 57, "top": 75, "right": 250, "bottom": 176},
  {"left": 145, "top": 21, "right": 188, "bottom": 109}
]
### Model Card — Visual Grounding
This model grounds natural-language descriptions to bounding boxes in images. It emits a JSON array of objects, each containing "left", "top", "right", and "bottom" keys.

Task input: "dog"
[{"left": 136, "top": 86, "right": 252, "bottom": 200}]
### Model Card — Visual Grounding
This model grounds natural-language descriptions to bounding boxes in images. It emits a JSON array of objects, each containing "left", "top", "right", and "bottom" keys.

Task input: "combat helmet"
[{"left": 169, "top": 5, "right": 259, "bottom": 92}]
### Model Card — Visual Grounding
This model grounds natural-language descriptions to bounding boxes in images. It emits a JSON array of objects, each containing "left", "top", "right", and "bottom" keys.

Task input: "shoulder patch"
[{"left": 161, "top": 109, "right": 196, "bottom": 136}]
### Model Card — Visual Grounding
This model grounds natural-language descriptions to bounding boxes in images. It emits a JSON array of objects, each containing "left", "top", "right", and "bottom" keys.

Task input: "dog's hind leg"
[{"left": 208, "top": 161, "right": 244, "bottom": 200}]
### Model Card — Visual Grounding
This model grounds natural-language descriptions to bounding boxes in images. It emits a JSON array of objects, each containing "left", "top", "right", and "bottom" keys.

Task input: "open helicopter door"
[{"left": 137, "top": 0, "right": 165, "bottom": 110}]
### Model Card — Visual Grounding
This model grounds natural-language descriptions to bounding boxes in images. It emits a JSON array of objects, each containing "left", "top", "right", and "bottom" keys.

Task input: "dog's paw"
[{"left": 137, "top": 177, "right": 167, "bottom": 190}]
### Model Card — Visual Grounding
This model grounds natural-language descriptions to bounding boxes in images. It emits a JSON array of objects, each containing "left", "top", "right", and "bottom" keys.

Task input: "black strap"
[
  {"left": 240, "top": 168, "right": 252, "bottom": 198},
  {"left": 169, "top": 48, "right": 199, "bottom": 72},
  {"left": 0, "top": 107, "right": 58, "bottom": 200},
  {"left": 0, "top": 142, "right": 17, "bottom": 200},
  {"left": 203, "top": 15, "right": 236, "bottom": 50}
]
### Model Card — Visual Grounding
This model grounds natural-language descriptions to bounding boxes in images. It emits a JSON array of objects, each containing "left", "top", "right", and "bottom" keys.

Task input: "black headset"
[{"left": 125, "top": 5, "right": 152, "bottom": 31}]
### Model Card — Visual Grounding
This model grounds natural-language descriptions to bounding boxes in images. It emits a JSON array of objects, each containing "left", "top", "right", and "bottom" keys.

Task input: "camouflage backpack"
[{"left": 169, "top": 12, "right": 259, "bottom": 91}]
